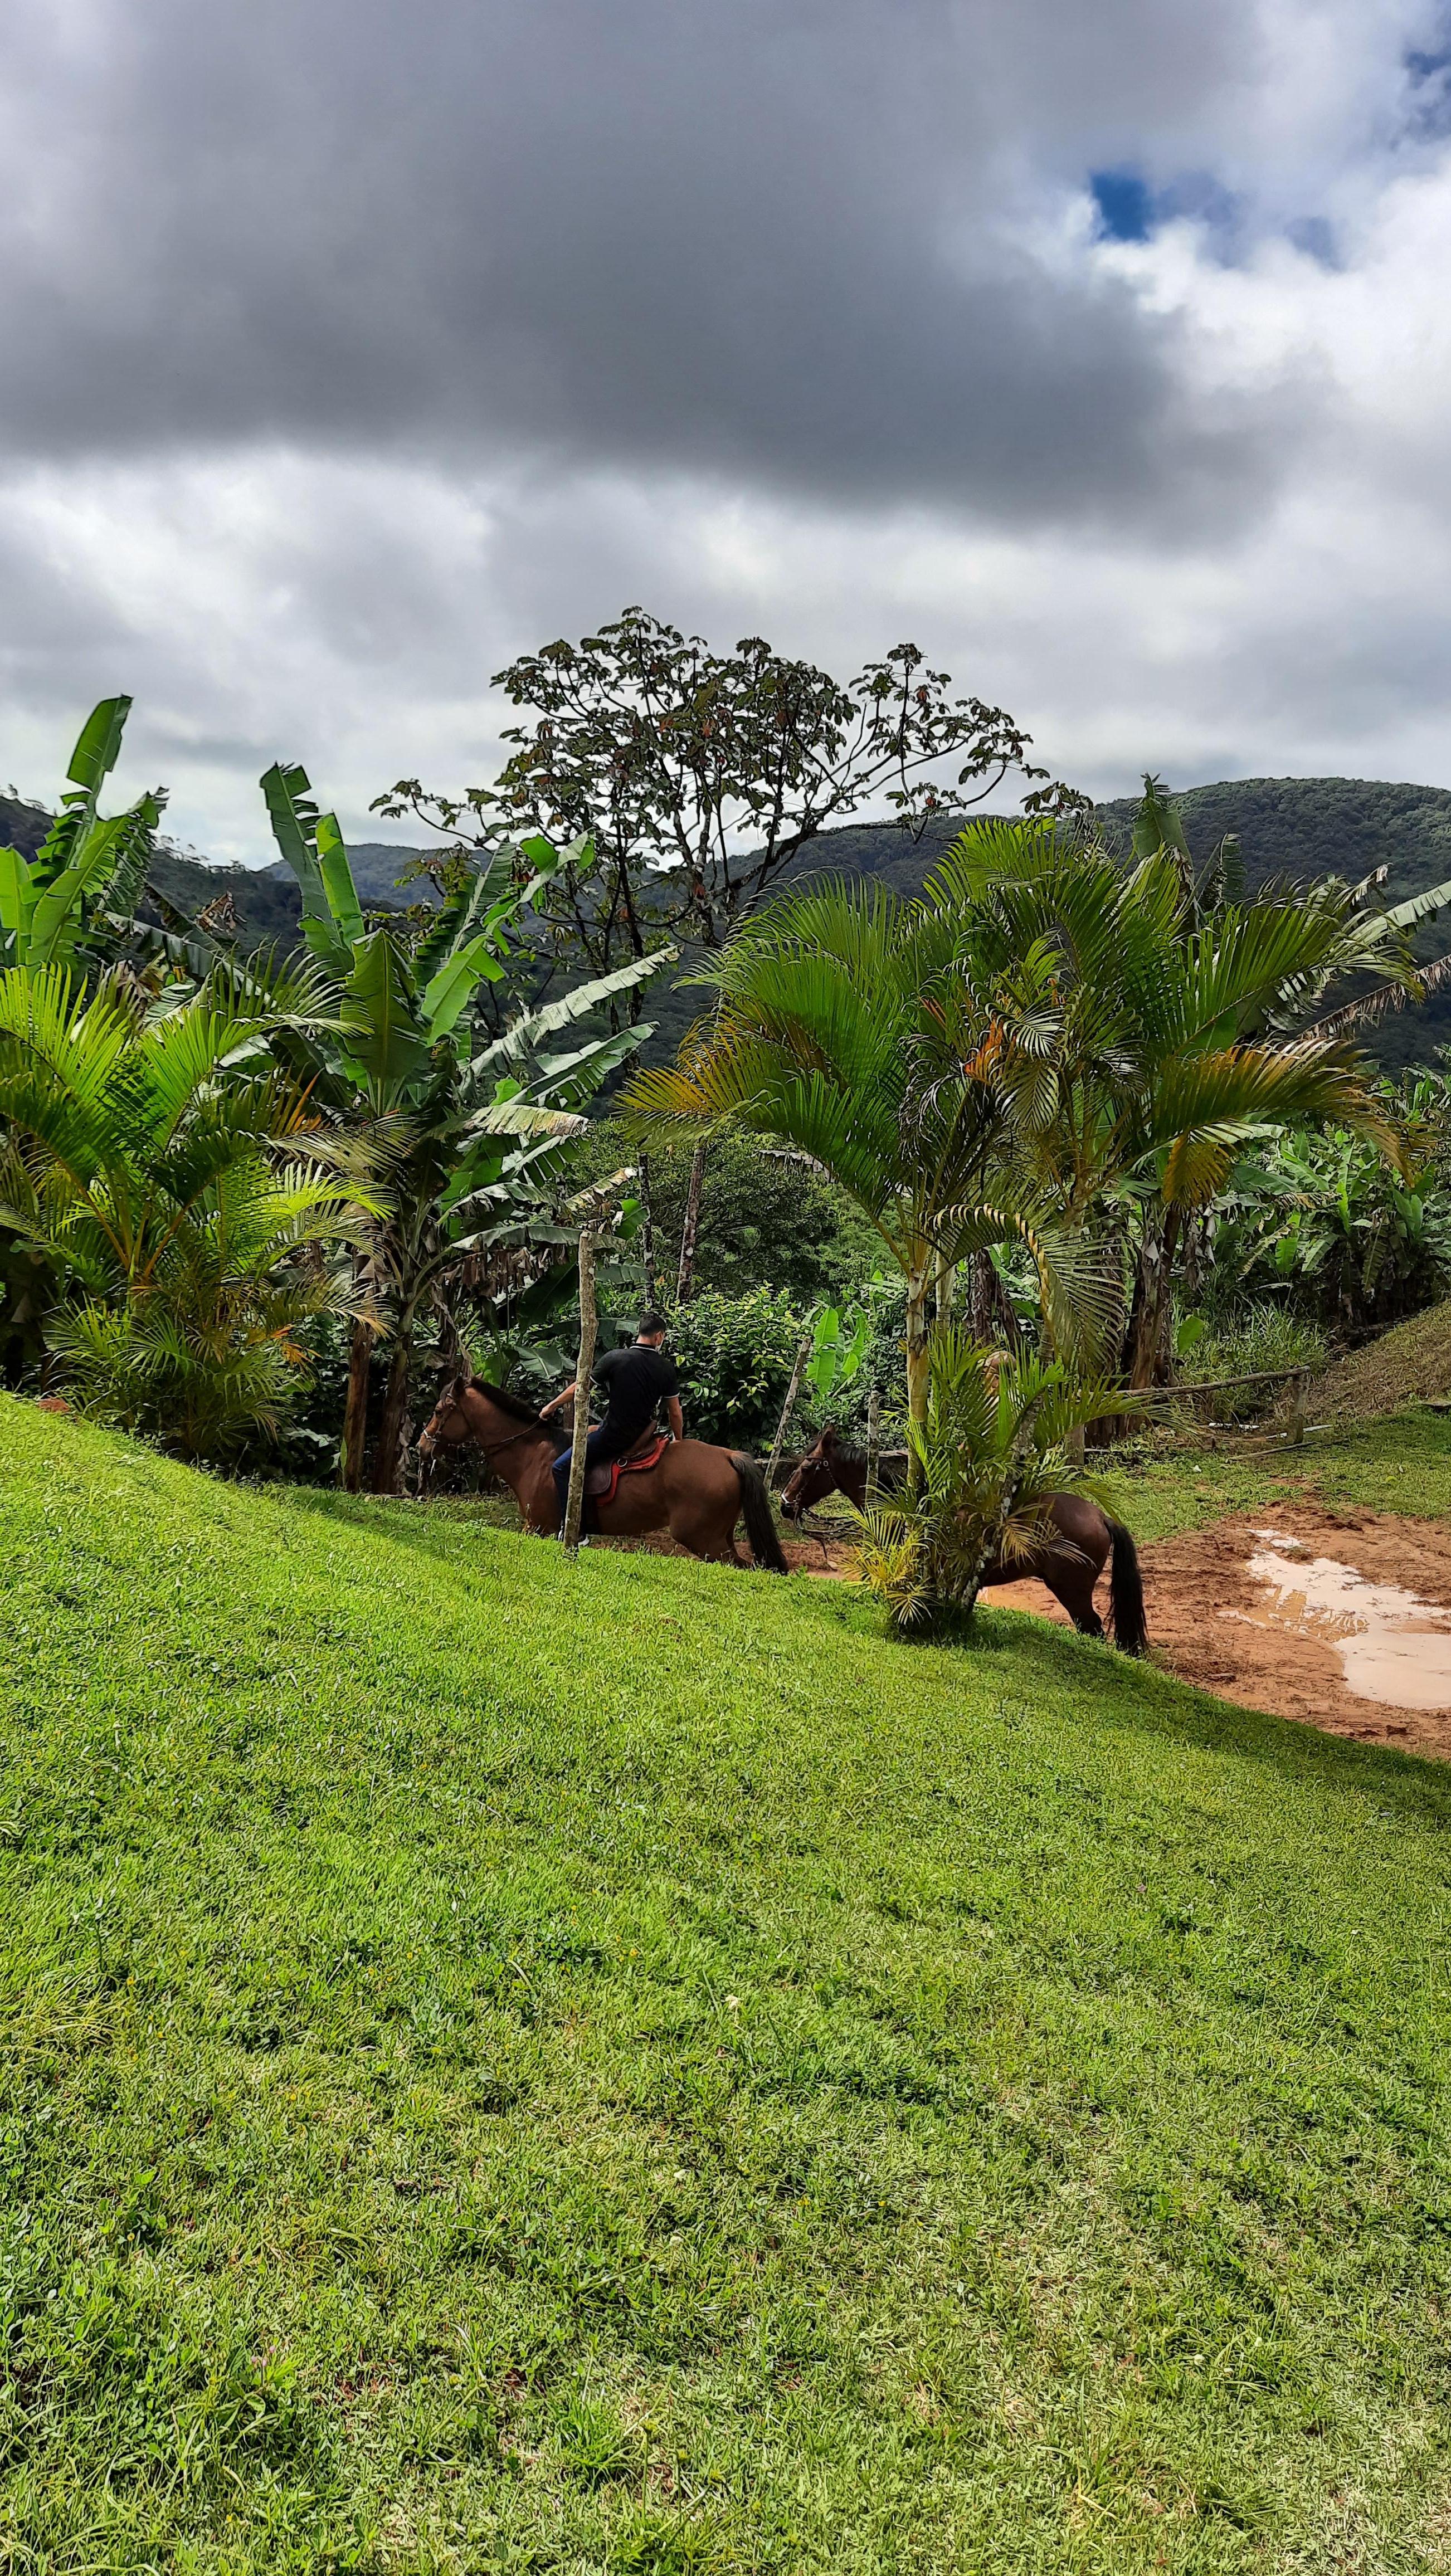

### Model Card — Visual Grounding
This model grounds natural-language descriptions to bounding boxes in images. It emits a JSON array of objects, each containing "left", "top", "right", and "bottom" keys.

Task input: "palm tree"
[
  {"left": 927, "top": 816, "right": 1405, "bottom": 1384},
  {"left": 627, "top": 825, "right": 1390, "bottom": 1422},
  {"left": 855, "top": 1330, "right": 1136, "bottom": 1633},
  {"left": 0, "top": 962, "right": 374, "bottom": 1458},
  {"left": 624, "top": 879, "right": 1103, "bottom": 1435}
]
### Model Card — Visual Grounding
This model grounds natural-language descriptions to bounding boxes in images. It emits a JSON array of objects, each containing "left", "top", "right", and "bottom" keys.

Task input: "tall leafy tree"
[{"left": 374, "top": 608, "right": 1075, "bottom": 974}]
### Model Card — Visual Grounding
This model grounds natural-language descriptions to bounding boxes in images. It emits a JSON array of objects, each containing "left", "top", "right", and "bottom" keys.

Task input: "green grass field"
[
  {"left": 3, "top": 1397, "right": 1451, "bottom": 2572},
  {"left": 1130, "top": 1404, "right": 1451, "bottom": 1541}
]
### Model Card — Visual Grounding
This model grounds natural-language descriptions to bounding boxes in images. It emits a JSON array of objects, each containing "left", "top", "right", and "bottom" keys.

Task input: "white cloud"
[{"left": 4, "top": 0, "right": 1451, "bottom": 855}]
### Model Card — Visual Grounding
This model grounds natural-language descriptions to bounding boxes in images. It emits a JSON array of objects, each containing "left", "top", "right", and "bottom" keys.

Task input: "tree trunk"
[
  {"left": 905, "top": 1260, "right": 932, "bottom": 1486},
  {"left": 371, "top": 1324, "right": 412, "bottom": 1495},
  {"left": 675, "top": 1144, "right": 707, "bottom": 1305},
  {"left": 1128, "top": 1203, "right": 1182, "bottom": 1391},
  {"left": 638, "top": 1150, "right": 661, "bottom": 1311},
  {"left": 341, "top": 1318, "right": 374, "bottom": 1492},
  {"left": 766, "top": 1325, "right": 814, "bottom": 1490},
  {"left": 563, "top": 1232, "right": 602, "bottom": 1553},
  {"left": 865, "top": 1383, "right": 882, "bottom": 1508}
]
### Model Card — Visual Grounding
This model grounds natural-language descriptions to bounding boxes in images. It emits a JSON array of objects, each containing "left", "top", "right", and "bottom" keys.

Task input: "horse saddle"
[{"left": 585, "top": 1430, "right": 669, "bottom": 1507}]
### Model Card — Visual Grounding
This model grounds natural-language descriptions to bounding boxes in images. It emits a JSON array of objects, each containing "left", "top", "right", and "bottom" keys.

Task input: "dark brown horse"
[
  {"left": 780, "top": 1424, "right": 1148, "bottom": 1652},
  {"left": 417, "top": 1378, "right": 788, "bottom": 1571}
]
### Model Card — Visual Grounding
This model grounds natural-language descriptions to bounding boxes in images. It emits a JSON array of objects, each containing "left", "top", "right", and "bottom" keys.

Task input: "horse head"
[
  {"left": 416, "top": 1373, "right": 474, "bottom": 1469},
  {"left": 779, "top": 1424, "right": 838, "bottom": 1520}
]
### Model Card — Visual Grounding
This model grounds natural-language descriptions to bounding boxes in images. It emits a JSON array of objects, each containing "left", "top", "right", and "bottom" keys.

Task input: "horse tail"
[
  {"left": 1107, "top": 1520, "right": 1148, "bottom": 1656},
  {"left": 732, "top": 1453, "right": 788, "bottom": 1574}
]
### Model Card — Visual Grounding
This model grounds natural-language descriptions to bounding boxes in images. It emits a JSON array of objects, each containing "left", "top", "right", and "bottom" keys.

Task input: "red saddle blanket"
[{"left": 584, "top": 1431, "right": 669, "bottom": 1507}]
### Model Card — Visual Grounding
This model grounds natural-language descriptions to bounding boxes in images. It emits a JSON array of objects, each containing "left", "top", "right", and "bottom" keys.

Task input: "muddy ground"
[{"left": 778, "top": 1509, "right": 1451, "bottom": 1759}]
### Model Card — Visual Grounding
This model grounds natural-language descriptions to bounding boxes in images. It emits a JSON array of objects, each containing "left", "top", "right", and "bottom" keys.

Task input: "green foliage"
[
  {"left": 1177, "top": 1304, "right": 1329, "bottom": 1423},
  {"left": 802, "top": 1301, "right": 870, "bottom": 1409},
  {"left": 596, "top": 1129, "right": 884, "bottom": 1303},
  {"left": 1210, "top": 1076, "right": 1451, "bottom": 1333},
  {"left": 631, "top": 824, "right": 1389, "bottom": 1425},
  {"left": 856, "top": 1330, "right": 1134, "bottom": 1634},
  {"left": 666, "top": 1285, "right": 806, "bottom": 1446},
  {"left": 0, "top": 698, "right": 163, "bottom": 977},
  {"left": 4, "top": 1399, "right": 1451, "bottom": 2563},
  {"left": 260, "top": 764, "right": 673, "bottom": 1480},
  {"left": 0, "top": 965, "right": 372, "bottom": 1457}
]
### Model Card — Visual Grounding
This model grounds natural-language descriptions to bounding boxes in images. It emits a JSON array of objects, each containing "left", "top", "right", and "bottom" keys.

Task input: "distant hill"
[
  {"left": 778, "top": 778, "right": 1451, "bottom": 1074},
  {"left": 7, "top": 773, "right": 1451, "bottom": 1069},
  {"left": 0, "top": 793, "right": 430, "bottom": 950}
]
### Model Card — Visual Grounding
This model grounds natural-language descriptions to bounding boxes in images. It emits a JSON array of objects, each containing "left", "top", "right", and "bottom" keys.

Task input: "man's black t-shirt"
[{"left": 593, "top": 1343, "right": 679, "bottom": 1438}]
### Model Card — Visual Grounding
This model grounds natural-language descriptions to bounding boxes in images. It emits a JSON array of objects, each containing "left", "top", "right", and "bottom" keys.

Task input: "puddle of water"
[{"left": 1225, "top": 1529, "right": 1451, "bottom": 1708}]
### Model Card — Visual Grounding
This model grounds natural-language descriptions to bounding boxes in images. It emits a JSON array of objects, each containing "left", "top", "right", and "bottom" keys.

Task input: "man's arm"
[
  {"left": 541, "top": 1380, "right": 579, "bottom": 1419},
  {"left": 665, "top": 1396, "right": 684, "bottom": 1441}
]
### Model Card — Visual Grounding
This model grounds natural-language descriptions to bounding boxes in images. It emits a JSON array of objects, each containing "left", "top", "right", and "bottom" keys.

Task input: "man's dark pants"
[{"left": 551, "top": 1419, "right": 640, "bottom": 1531}]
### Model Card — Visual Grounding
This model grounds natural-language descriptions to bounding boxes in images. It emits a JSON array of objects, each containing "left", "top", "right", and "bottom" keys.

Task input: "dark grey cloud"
[{"left": 0, "top": 0, "right": 1298, "bottom": 531}]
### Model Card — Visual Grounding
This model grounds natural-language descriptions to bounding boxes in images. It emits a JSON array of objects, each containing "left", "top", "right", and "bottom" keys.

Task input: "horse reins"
[{"left": 418, "top": 1412, "right": 553, "bottom": 1464}]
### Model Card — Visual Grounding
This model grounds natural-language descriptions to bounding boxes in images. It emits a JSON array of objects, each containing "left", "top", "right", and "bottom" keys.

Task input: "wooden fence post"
[
  {"left": 865, "top": 1383, "right": 882, "bottom": 1508},
  {"left": 675, "top": 1144, "right": 707, "bottom": 1305},
  {"left": 766, "top": 1325, "right": 815, "bottom": 1490},
  {"left": 562, "top": 1231, "right": 604, "bottom": 1554}
]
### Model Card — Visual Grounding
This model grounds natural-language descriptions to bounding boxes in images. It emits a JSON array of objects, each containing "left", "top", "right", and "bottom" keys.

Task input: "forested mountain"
[
  {"left": 7, "top": 774, "right": 1451, "bottom": 1066},
  {"left": 782, "top": 777, "right": 1451, "bottom": 1072}
]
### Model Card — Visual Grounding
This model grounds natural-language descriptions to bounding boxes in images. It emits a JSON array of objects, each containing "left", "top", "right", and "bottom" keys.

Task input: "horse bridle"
[{"left": 417, "top": 1405, "right": 549, "bottom": 1466}]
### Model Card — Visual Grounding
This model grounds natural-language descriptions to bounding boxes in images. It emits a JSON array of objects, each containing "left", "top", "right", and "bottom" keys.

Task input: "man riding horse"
[{"left": 541, "top": 1311, "right": 683, "bottom": 1533}]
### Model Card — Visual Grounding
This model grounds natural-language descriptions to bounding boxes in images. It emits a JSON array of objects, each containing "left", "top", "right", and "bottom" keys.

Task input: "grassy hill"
[{"left": 3, "top": 1399, "right": 1451, "bottom": 2567}]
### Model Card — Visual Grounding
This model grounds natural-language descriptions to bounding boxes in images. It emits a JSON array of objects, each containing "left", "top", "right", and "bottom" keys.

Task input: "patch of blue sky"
[
  {"left": 1404, "top": 37, "right": 1451, "bottom": 137},
  {"left": 1088, "top": 169, "right": 1154, "bottom": 242},
  {"left": 1090, "top": 164, "right": 1336, "bottom": 268}
]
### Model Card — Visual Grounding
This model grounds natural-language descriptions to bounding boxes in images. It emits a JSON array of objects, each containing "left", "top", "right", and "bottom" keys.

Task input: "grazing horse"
[
  {"left": 417, "top": 1377, "right": 788, "bottom": 1572},
  {"left": 780, "top": 1424, "right": 1148, "bottom": 1653}
]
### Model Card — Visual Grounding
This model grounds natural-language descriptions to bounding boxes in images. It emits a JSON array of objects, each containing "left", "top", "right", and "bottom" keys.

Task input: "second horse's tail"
[
  {"left": 732, "top": 1452, "right": 789, "bottom": 1574},
  {"left": 1108, "top": 1520, "right": 1148, "bottom": 1656}
]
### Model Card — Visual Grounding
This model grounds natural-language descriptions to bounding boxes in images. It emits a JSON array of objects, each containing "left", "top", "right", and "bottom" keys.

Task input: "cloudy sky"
[{"left": 4, "top": 0, "right": 1451, "bottom": 861}]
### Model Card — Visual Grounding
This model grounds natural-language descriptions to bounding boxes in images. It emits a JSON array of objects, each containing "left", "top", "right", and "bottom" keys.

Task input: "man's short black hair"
[{"left": 637, "top": 1311, "right": 668, "bottom": 1338}]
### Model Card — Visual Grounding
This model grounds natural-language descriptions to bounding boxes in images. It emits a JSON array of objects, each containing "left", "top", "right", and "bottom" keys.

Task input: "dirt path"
[{"left": 1129, "top": 1505, "right": 1451, "bottom": 1756}]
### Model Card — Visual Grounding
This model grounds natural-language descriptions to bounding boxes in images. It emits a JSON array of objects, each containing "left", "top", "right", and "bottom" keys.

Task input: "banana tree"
[
  {"left": 0, "top": 698, "right": 163, "bottom": 974},
  {"left": 261, "top": 763, "right": 673, "bottom": 1488}
]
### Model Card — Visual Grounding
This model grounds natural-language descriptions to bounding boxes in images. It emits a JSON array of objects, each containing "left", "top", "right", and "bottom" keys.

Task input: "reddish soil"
[{"left": 1127, "top": 1505, "right": 1451, "bottom": 1758}]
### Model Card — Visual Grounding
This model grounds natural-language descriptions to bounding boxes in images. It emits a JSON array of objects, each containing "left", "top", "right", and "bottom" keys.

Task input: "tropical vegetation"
[
  {"left": 259, "top": 762, "right": 671, "bottom": 1488},
  {"left": 0, "top": 959, "right": 372, "bottom": 1458},
  {"left": 8, "top": 673, "right": 1451, "bottom": 1529}
]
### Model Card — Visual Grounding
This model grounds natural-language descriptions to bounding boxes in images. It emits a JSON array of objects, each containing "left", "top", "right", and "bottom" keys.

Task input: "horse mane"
[{"left": 468, "top": 1378, "right": 570, "bottom": 1449}]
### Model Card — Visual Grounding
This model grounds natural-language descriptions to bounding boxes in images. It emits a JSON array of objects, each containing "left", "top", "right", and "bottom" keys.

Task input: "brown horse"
[
  {"left": 780, "top": 1424, "right": 1148, "bottom": 1652},
  {"left": 417, "top": 1377, "right": 788, "bottom": 1572}
]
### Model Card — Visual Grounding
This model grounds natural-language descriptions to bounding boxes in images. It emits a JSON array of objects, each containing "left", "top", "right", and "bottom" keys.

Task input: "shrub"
[
  {"left": 667, "top": 1287, "right": 807, "bottom": 1447},
  {"left": 1181, "top": 1304, "right": 1327, "bottom": 1423}
]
